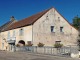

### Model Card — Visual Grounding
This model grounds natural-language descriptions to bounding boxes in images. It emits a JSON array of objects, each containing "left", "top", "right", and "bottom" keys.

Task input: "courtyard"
[{"left": 0, "top": 51, "right": 79, "bottom": 60}]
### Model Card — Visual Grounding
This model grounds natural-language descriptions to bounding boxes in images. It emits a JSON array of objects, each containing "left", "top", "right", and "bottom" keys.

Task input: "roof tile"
[{"left": 3, "top": 7, "right": 79, "bottom": 31}]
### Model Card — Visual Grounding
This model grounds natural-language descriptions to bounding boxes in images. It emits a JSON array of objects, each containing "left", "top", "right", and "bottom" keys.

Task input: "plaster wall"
[
  {"left": 33, "top": 8, "right": 79, "bottom": 46},
  {"left": 0, "top": 25, "right": 32, "bottom": 50}
]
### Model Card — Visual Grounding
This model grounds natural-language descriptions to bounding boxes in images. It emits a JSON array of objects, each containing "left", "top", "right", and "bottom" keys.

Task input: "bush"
[
  {"left": 15, "top": 44, "right": 20, "bottom": 47},
  {"left": 54, "top": 43, "right": 63, "bottom": 48},
  {"left": 37, "top": 42, "right": 45, "bottom": 47},
  {"left": 78, "top": 47, "right": 80, "bottom": 51},
  {"left": 25, "top": 43, "right": 33, "bottom": 46}
]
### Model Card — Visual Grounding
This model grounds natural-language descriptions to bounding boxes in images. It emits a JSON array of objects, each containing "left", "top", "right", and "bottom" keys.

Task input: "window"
[
  {"left": 27, "top": 41, "right": 31, "bottom": 44},
  {"left": 60, "top": 27, "right": 63, "bottom": 32},
  {"left": 58, "top": 17, "right": 60, "bottom": 20},
  {"left": 46, "top": 16, "right": 48, "bottom": 18},
  {"left": 51, "top": 26, "right": 54, "bottom": 32},
  {"left": 2, "top": 34, "right": 4, "bottom": 39},
  {"left": 19, "top": 28, "right": 24, "bottom": 36},
  {"left": 55, "top": 41, "right": 61, "bottom": 44},
  {"left": 8, "top": 32, "right": 10, "bottom": 38},
  {"left": 13, "top": 30, "right": 15, "bottom": 37}
]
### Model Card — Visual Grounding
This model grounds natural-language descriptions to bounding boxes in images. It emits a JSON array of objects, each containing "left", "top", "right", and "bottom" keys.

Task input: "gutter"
[{"left": 32, "top": 24, "right": 33, "bottom": 44}]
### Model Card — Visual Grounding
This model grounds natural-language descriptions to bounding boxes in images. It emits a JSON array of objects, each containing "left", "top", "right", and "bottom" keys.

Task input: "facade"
[{"left": 0, "top": 7, "right": 79, "bottom": 51}]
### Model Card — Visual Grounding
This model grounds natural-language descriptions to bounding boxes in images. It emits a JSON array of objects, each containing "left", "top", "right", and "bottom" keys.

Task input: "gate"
[{"left": 14, "top": 46, "right": 71, "bottom": 57}]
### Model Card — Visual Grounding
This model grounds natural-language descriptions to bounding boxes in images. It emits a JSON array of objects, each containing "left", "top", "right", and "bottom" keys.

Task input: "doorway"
[
  {"left": 9, "top": 43, "right": 15, "bottom": 51},
  {"left": 2, "top": 43, "right": 4, "bottom": 50},
  {"left": 18, "top": 40, "right": 25, "bottom": 46}
]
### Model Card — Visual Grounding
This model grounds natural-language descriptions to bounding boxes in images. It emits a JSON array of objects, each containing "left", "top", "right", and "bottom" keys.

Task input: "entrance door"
[
  {"left": 2, "top": 43, "right": 4, "bottom": 50},
  {"left": 9, "top": 44, "right": 14, "bottom": 51}
]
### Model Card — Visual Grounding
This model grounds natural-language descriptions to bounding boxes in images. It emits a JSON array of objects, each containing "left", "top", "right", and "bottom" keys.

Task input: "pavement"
[{"left": 0, "top": 51, "right": 79, "bottom": 60}]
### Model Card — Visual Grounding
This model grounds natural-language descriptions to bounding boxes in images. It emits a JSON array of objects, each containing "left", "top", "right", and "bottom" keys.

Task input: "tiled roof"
[
  {"left": 3, "top": 7, "right": 52, "bottom": 31},
  {"left": 3, "top": 7, "right": 79, "bottom": 31},
  {"left": 0, "top": 19, "right": 17, "bottom": 32}
]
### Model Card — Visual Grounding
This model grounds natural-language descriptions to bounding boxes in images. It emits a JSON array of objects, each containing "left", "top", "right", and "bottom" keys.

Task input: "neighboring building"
[
  {"left": 0, "top": 16, "right": 17, "bottom": 32},
  {"left": 0, "top": 16, "right": 17, "bottom": 50},
  {"left": 0, "top": 7, "right": 79, "bottom": 51}
]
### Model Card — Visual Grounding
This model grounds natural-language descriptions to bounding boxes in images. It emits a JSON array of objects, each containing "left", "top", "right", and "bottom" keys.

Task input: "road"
[{"left": 0, "top": 51, "right": 79, "bottom": 60}]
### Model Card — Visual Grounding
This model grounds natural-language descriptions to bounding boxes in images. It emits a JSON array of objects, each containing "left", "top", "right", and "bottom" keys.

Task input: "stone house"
[
  {"left": 0, "top": 16, "right": 17, "bottom": 32},
  {"left": 0, "top": 7, "right": 79, "bottom": 51}
]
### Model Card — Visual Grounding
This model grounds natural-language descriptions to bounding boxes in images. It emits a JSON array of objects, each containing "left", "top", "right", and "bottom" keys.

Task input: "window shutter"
[
  {"left": 19, "top": 29, "right": 20, "bottom": 36},
  {"left": 8, "top": 32, "right": 10, "bottom": 38},
  {"left": 22, "top": 28, "right": 24, "bottom": 35},
  {"left": 13, "top": 31, "right": 15, "bottom": 37},
  {"left": 62, "top": 28, "right": 63, "bottom": 32}
]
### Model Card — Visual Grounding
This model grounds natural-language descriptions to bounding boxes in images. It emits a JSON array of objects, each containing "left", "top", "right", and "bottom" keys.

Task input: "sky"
[{"left": 0, "top": 0, "right": 80, "bottom": 26}]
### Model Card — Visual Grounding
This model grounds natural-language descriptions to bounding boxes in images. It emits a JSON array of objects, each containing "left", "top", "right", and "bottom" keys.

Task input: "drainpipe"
[{"left": 32, "top": 24, "right": 33, "bottom": 44}]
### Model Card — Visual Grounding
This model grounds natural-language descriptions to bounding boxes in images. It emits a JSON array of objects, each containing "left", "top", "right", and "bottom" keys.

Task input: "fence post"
[
  {"left": 64, "top": 46, "right": 65, "bottom": 55},
  {"left": 51, "top": 47, "right": 52, "bottom": 54},
  {"left": 56, "top": 48, "right": 58, "bottom": 55},
  {"left": 44, "top": 47, "right": 45, "bottom": 54},
  {"left": 70, "top": 46, "right": 71, "bottom": 57},
  {"left": 36, "top": 46, "right": 37, "bottom": 53},
  {"left": 60, "top": 48, "right": 61, "bottom": 55}
]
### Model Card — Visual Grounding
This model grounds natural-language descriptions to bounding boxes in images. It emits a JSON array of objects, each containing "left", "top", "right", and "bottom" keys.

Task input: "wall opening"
[{"left": 18, "top": 40, "right": 25, "bottom": 46}]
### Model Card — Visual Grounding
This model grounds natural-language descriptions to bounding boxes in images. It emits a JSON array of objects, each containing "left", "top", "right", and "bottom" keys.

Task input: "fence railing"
[{"left": 13, "top": 46, "right": 71, "bottom": 57}]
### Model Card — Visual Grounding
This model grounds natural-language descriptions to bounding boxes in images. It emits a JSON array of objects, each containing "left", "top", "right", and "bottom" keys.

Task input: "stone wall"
[{"left": 33, "top": 8, "right": 79, "bottom": 46}]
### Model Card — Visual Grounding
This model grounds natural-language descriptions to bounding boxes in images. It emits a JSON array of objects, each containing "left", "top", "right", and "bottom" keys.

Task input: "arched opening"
[{"left": 18, "top": 40, "right": 25, "bottom": 46}]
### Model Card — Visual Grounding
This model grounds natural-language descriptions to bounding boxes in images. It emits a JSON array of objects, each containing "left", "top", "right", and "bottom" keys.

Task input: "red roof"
[{"left": 3, "top": 7, "right": 79, "bottom": 31}]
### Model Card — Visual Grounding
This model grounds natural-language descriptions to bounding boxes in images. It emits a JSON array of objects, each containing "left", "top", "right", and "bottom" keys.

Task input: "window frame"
[
  {"left": 55, "top": 41, "right": 61, "bottom": 44},
  {"left": 60, "top": 27, "right": 63, "bottom": 32},
  {"left": 13, "top": 30, "right": 15, "bottom": 37},
  {"left": 27, "top": 41, "right": 31, "bottom": 44},
  {"left": 51, "top": 26, "right": 54, "bottom": 32},
  {"left": 19, "top": 28, "right": 24, "bottom": 36},
  {"left": 8, "top": 32, "right": 10, "bottom": 38}
]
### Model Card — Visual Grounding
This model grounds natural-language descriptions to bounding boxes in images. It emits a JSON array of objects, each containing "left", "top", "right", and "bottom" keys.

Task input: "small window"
[
  {"left": 27, "top": 41, "right": 31, "bottom": 44},
  {"left": 58, "top": 17, "right": 60, "bottom": 20},
  {"left": 60, "top": 27, "right": 63, "bottom": 32},
  {"left": 55, "top": 41, "right": 61, "bottom": 44},
  {"left": 46, "top": 16, "right": 48, "bottom": 18},
  {"left": 51, "top": 26, "right": 54, "bottom": 32},
  {"left": 19, "top": 28, "right": 24, "bottom": 36}
]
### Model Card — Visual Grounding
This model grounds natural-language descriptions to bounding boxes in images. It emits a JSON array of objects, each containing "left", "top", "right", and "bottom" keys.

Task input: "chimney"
[{"left": 10, "top": 16, "right": 14, "bottom": 21}]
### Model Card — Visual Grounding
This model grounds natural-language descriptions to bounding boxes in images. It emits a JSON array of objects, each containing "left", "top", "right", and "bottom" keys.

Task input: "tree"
[
  {"left": 77, "top": 33, "right": 80, "bottom": 47},
  {"left": 72, "top": 15, "right": 80, "bottom": 30},
  {"left": 72, "top": 15, "right": 80, "bottom": 47}
]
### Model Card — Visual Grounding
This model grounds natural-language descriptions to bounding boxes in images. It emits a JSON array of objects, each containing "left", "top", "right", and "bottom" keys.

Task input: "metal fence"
[{"left": 13, "top": 46, "right": 71, "bottom": 57}]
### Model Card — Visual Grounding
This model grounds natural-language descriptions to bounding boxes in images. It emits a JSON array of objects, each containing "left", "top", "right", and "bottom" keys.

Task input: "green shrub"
[
  {"left": 15, "top": 44, "right": 20, "bottom": 47},
  {"left": 37, "top": 42, "right": 45, "bottom": 47},
  {"left": 25, "top": 43, "right": 33, "bottom": 46},
  {"left": 54, "top": 43, "right": 63, "bottom": 48}
]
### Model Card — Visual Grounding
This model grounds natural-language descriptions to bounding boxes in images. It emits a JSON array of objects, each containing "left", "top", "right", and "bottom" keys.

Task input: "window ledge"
[
  {"left": 60, "top": 32, "right": 64, "bottom": 33},
  {"left": 19, "top": 35, "right": 24, "bottom": 36},
  {"left": 60, "top": 32, "right": 64, "bottom": 34},
  {"left": 51, "top": 32, "right": 55, "bottom": 33}
]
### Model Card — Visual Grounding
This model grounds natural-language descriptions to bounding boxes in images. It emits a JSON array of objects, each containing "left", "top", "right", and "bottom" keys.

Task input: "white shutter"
[
  {"left": 22, "top": 28, "right": 24, "bottom": 35},
  {"left": 8, "top": 32, "right": 10, "bottom": 38},
  {"left": 13, "top": 31, "right": 15, "bottom": 37},
  {"left": 19, "top": 29, "right": 20, "bottom": 36}
]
